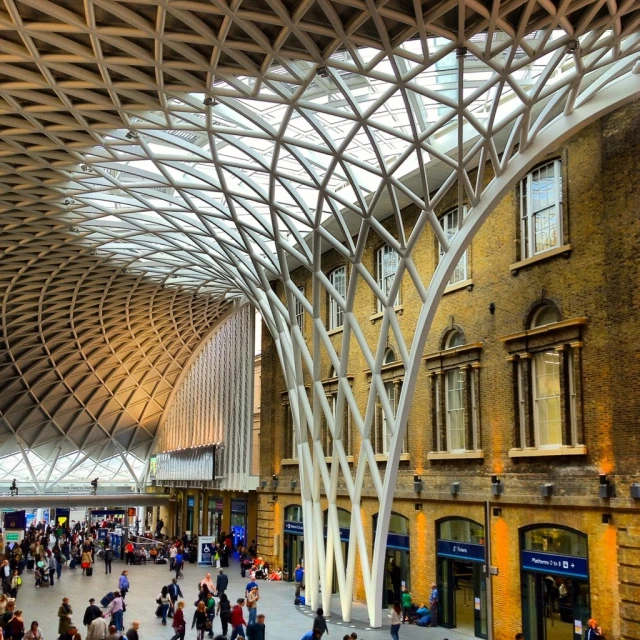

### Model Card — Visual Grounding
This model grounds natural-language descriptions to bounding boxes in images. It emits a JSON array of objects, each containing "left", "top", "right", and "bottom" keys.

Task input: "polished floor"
[{"left": 15, "top": 559, "right": 472, "bottom": 639}]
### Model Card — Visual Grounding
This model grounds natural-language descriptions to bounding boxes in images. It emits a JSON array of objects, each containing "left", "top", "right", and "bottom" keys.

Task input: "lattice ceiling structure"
[{"left": 0, "top": 0, "right": 639, "bottom": 620}]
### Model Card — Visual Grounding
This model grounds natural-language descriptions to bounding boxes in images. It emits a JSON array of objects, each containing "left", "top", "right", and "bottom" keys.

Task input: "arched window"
[
  {"left": 443, "top": 329, "right": 465, "bottom": 350},
  {"left": 376, "top": 244, "right": 400, "bottom": 310},
  {"left": 530, "top": 303, "right": 560, "bottom": 328},
  {"left": 384, "top": 348, "right": 396, "bottom": 364},
  {"left": 328, "top": 266, "right": 346, "bottom": 330},
  {"left": 439, "top": 207, "right": 468, "bottom": 285}
]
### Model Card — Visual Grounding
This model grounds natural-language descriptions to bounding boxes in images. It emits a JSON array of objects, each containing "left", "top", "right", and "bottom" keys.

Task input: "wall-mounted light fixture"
[
  {"left": 599, "top": 474, "right": 615, "bottom": 498},
  {"left": 602, "top": 513, "right": 612, "bottom": 525},
  {"left": 541, "top": 483, "right": 555, "bottom": 498},
  {"left": 260, "top": 480, "right": 267, "bottom": 490},
  {"left": 414, "top": 503, "right": 422, "bottom": 511},
  {"left": 414, "top": 475, "right": 424, "bottom": 492},
  {"left": 290, "top": 479, "right": 298, "bottom": 490},
  {"left": 272, "top": 474, "right": 279, "bottom": 490},
  {"left": 492, "top": 507, "right": 502, "bottom": 517},
  {"left": 450, "top": 482, "right": 461, "bottom": 496},
  {"left": 489, "top": 302, "right": 496, "bottom": 315},
  {"left": 491, "top": 474, "right": 504, "bottom": 496},
  {"left": 631, "top": 484, "right": 640, "bottom": 499}
]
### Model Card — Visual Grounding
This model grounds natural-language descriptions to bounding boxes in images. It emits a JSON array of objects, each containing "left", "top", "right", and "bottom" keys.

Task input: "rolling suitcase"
[
  {"left": 101, "top": 592, "right": 115, "bottom": 608},
  {"left": 86, "top": 566, "right": 93, "bottom": 577}
]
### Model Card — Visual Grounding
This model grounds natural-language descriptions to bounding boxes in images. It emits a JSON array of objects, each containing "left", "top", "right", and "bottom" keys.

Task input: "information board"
[
  {"left": 521, "top": 550, "right": 588, "bottom": 579},
  {"left": 198, "top": 536, "right": 216, "bottom": 566}
]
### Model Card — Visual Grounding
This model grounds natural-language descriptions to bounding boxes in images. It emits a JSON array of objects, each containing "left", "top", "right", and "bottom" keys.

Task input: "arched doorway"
[
  {"left": 323, "top": 508, "right": 350, "bottom": 594},
  {"left": 283, "top": 505, "right": 304, "bottom": 582},
  {"left": 436, "top": 517, "right": 487, "bottom": 638},
  {"left": 373, "top": 512, "right": 410, "bottom": 608},
  {"left": 520, "top": 525, "right": 590, "bottom": 640}
]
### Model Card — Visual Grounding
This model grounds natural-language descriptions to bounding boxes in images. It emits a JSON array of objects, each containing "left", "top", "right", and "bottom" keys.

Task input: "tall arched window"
[
  {"left": 376, "top": 244, "right": 400, "bottom": 310},
  {"left": 439, "top": 207, "right": 468, "bottom": 285}
]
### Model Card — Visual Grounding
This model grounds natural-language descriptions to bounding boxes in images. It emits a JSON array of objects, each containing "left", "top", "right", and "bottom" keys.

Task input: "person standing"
[
  {"left": 81, "top": 547, "right": 93, "bottom": 576},
  {"left": 246, "top": 586, "right": 260, "bottom": 626},
  {"left": 124, "top": 542, "right": 135, "bottom": 566},
  {"left": 170, "top": 601, "right": 186, "bottom": 640},
  {"left": 58, "top": 623, "right": 81, "bottom": 640},
  {"left": 58, "top": 597, "right": 73, "bottom": 636},
  {"left": 229, "top": 598, "right": 247, "bottom": 640},
  {"left": 216, "top": 593, "right": 231, "bottom": 637},
  {"left": 104, "top": 545, "right": 114, "bottom": 574},
  {"left": 401, "top": 587, "right": 412, "bottom": 623},
  {"left": 48, "top": 553, "right": 57, "bottom": 586},
  {"left": 429, "top": 582, "right": 439, "bottom": 627},
  {"left": 313, "top": 608, "right": 329, "bottom": 637},
  {"left": 6, "top": 609, "right": 25, "bottom": 639},
  {"left": 169, "top": 545, "right": 178, "bottom": 572},
  {"left": 87, "top": 615, "right": 108, "bottom": 640},
  {"left": 157, "top": 586, "right": 171, "bottom": 626},
  {"left": 174, "top": 549, "right": 184, "bottom": 578},
  {"left": 119, "top": 571, "right": 130, "bottom": 600},
  {"left": 205, "top": 591, "right": 216, "bottom": 638},
  {"left": 586, "top": 619, "right": 603, "bottom": 640},
  {"left": 246, "top": 613, "right": 266, "bottom": 640},
  {"left": 105, "top": 625, "right": 123, "bottom": 640},
  {"left": 156, "top": 520, "right": 165, "bottom": 537},
  {"left": 390, "top": 601, "right": 402, "bottom": 640},
  {"left": 294, "top": 564, "right": 304, "bottom": 598},
  {"left": 125, "top": 621, "right": 140, "bottom": 640}
]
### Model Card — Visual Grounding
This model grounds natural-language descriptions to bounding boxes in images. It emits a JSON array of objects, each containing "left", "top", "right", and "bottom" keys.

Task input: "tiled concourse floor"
[{"left": 15, "top": 559, "right": 472, "bottom": 640}]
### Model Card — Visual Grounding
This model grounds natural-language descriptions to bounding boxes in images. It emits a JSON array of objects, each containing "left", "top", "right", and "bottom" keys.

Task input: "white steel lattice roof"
[{"left": 0, "top": 0, "right": 639, "bottom": 489}]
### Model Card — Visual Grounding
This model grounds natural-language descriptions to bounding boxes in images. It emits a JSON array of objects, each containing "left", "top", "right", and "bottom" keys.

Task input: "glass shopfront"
[
  {"left": 284, "top": 505, "right": 304, "bottom": 582},
  {"left": 323, "top": 508, "right": 350, "bottom": 594},
  {"left": 373, "top": 512, "right": 410, "bottom": 608},
  {"left": 208, "top": 497, "right": 223, "bottom": 538},
  {"left": 520, "top": 526, "right": 590, "bottom": 640},
  {"left": 186, "top": 496, "right": 195, "bottom": 533},
  {"left": 230, "top": 499, "right": 247, "bottom": 547},
  {"left": 437, "top": 518, "right": 487, "bottom": 638}
]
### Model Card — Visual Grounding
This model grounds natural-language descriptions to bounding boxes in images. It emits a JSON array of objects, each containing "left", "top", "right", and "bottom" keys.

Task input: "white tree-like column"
[{"left": 0, "top": 0, "right": 638, "bottom": 626}]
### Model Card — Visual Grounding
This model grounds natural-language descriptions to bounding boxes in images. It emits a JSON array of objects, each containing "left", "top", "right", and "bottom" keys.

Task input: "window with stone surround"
[
  {"left": 282, "top": 399, "right": 297, "bottom": 460},
  {"left": 520, "top": 160, "right": 563, "bottom": 259},
  {"left": 370, "top": 349, "right": 408, "bottom": 456},
  {"left": 439, "top": 207, "right": 468, "bottom": 285},
  {"left": 328, "top": 266, "right": 346, "bottom": 330},
  {"left": 425, "top": 329, "right": 483, "bottom": 459},
  {"left": 376, "top": 244, "right": 400, "bottom": 311},
  {"left": 501, "top": 303, "right": 586, "bottom": 458},
  {"left": 295, "top": 285, "right": 305, "bottom": 332},
  {"left": 320, "top": 367, "right": 353, "bottom": 458}
]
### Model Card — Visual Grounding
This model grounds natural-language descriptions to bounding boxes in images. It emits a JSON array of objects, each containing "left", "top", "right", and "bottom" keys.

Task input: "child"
[{"left": 401, "top": 587, "right": 412, "bottom": 623}]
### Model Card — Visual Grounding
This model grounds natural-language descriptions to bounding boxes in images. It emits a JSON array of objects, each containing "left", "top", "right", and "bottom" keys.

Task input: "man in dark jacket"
[
  {"left": 125, "top": 620, "right": 140, "bottom": 640},
  {"left": 58, "top": 624, "right": 79, "bottom": 640},
  {"left": 313, "top": 608, "right": 329, "bottom": 637},
  {"left": 216, "top": 568, "right": 229, "bottom": 595},
  {"left": 83, "top": 598, "right": 103, "bottom": 627},
  {"left": 246, "top": 613, "right": 266, "bottom": 640},
  {"left": 168, "top": 578, "right": 184, "bottom": 616}
]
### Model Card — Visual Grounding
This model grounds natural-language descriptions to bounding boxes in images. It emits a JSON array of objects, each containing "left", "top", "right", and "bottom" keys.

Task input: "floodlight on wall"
[
  {"left": 413, "top": 475, "right": 424, "bottom": 492},
  {"left": 125, "top": 130, "right": 139, "bottom": 139},
  {"left": 491, "top": 475, "right": 504, "bottom": 496},
  {"left": 599, "top": 474, "right": 615, "bottom": 498},
  {"left": 602, "top": 513, "right": 612, "bottom": 524},
  {"left": 414, "top": 503, "right": 422, "bottom": 511},
  {"left": 541, "top": 483, "right": 555, "bottom": 498},
  {"left": 272, "top": 475, "right": 279, "bottom": 489},
  {"left": 492, "top": 507, "right": 502, "bottom": 517},
  {"left": 450, "top": 482, "right": 461, "bottom": 496},
  {"left": 631, "top": 484, "right": 640, "bottom": 499},
  {"left": 290, "top": 479, "right": 297, "bottom": 490},
  {"left": 260, "top": 480, "right": 267, "bottom": 489}
]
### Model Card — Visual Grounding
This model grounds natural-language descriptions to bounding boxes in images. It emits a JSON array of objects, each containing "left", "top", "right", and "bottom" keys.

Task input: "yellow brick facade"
[{"left": 258, "top": 100, "right": 640, "bottom": 640}]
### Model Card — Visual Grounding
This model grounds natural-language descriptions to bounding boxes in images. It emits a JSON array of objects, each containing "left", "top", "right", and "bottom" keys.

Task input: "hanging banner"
[{"left": 198, "top": 536, "right": 216, "bottom": 567}]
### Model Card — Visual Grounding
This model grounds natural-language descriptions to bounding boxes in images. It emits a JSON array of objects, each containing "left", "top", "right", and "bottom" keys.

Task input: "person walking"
[
  {"left": 119, "top": 571, "right": 130, "bottom": 600},
  {"left": 229, "top": 598, "right": 247, "bottom": 640},
  {"left": 81, "top": 548, "right": 93, "bottom": 576},
  {"left": 6, "top": 609, "right": 25, "bottom": 640},
  {"left": 58, "top": 623, "right": 81, "bottom": 640},
  {"left": 246, "top": 585, "right": 260, "bottom": 626},
  {"left": 401, "top": 587, "right": 412, "bottom": 623},
  {"left": 105, "top": 625, "right": 123, "bottom": 640},
  {"left": 170, "top": 601, "right": 186, "bottom": 640},
  {"left": 104, "top": 545, "right": 114, "bottom": 574},
  {"left": 157, "top": 586, "right": 171, "bottom": 626},
  {"left": 168, "top": 577, "right": 183, "bottom": 617},
  {"left": 246, "top": 613, "right": 266, "bottom": 640},
  {"left": 58, "top": 597, "right": 73, "bottom": 636},
  {"left": 87, "top": 614, "right": 108, "bottom": 640},
  {"left": 217, "top": 593, "right": 231, "bottom": 637},
  {"left": 24, "top": 620, "right": 43, "bottom": 640},
  {"left": 174, "top": 550, "right": 184, "bottom": 579},
  {"left": 294, "top": 564, "right": 304, "bottom": 598},
  {"left": 192, "top": 601, "right": 208, "bottom": 640},
  {"left": 429, "top": 583, "right": 439, "bottom": 627},
  {"left": 105, "top": 591, "right": 125, "bottom": 632},
  {"left": 586, "top": 619, "right": 603, "bottom": 640},
  {"left": 83, "top": 598, "right": 103, "bottom": 629},
  {"left": 9, "top": 570, "right": 21, "bottom": 599},
  {"left": 48, "top": 553, "right": 57, "bottom": 586},
  {"left": 169, "top": 545, "right": 178, "bottom": 572},
  {"left": 205, "top": 591, "right": 216, "bottom": 638},
  {"left": 125, "top": 621, "right": 140, "bottom": 640},
  {"left": 216, "top": 568, "right": 228, "bottom": 596},
  {"left": 390, "top": 601, "right": 402, "bottom": 640},
  {"left": 313, "top": 608, "right": 329, "bottom": 637}
]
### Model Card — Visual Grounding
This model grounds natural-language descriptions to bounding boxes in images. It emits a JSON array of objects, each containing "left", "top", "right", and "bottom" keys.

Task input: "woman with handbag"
[
  {"left": 170, "top": 601, "right": 186, "bottom": 640},
  {"left": 105, "top": 591, "right": 124, "bottom": 632},
  {"left": 191, "top": 601, "right": 208, "bottom": 640},
  {"left": 156, "top": 587, "right": 171, "bottom": 626},
  {"left": 216, "top": 593, "right": 231, "bottom": 637}
]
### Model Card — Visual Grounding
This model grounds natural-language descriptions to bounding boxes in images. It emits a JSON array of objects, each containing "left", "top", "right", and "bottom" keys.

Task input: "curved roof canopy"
[{"left": 0, "top": 0, "right": 639, "bottom": 488}]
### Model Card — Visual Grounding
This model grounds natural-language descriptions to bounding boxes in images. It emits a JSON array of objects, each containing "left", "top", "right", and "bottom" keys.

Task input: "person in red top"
[
  {"left": 125, "top": 541, "right": 135, "bottom": 565},
  {"left": 170, "top": 601, "right": 186, "bottom": 640},
  {"left": 229, "top": 598, "right": 247, "bottom": 640}
]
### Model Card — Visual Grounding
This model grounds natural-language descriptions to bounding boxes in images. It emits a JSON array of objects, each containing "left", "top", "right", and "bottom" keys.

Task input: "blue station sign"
[
  {"left": 284, "top": 520, "right": 304, "bottom": 536},
  {"left": 387, "top": 533, "right": 410, "bottom": 551},
  {"left": 521, "top": 550, "right": 588, "bottom": 579},
  {"left": 437, "top": 540, "right": 486, "bottom": 562}
]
